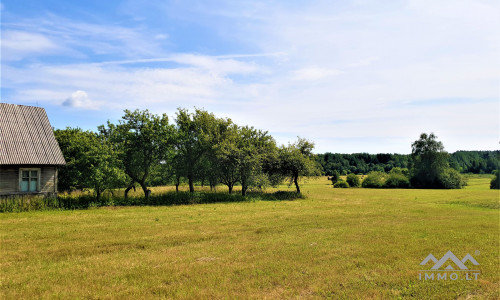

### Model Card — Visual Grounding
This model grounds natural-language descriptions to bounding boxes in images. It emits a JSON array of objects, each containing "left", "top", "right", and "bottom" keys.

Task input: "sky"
[{"left": 1, "top": 0, "right": 498, "bottom": 154}]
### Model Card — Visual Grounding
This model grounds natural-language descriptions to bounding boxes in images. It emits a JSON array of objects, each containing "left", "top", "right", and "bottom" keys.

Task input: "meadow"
[{"left": 1, "top": 176, "right": 498, "bottom": 299}]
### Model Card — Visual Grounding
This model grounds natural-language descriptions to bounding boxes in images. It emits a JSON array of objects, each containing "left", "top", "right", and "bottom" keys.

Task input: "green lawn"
[{"left": 1, "top": 176, "right": 499, "bottom": 299}]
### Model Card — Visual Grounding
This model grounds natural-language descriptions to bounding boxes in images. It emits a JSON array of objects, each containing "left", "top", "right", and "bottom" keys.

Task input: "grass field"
[{"left": 1, "top": 176, "right": 499, "bottom": 299}]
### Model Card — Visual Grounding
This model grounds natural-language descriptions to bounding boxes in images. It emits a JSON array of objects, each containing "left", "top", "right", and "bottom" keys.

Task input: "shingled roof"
[{"left": 0, "top": 103, "right": 66, "bottom": 165}]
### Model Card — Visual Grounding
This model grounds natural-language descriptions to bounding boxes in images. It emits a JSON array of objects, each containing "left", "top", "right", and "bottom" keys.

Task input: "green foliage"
[
  {"left": 316, "top": 151, "right": 499, "bottom": 175},
  {"left": 437, "top": 168, "right": 468, "bottom": 189},
  {"left": 213, "top": 123, "right": 276, "bottom": 195},
  {"left": 333, "top": 181, "right": 350, "bottom": 188},
  {"left": 409, "top": 133, "right": 465, "bottom": 189},
  {"left": 490, "top": 170, "right": 499, "bottom": 189},
  {"left": 389, "top": 167, "right": 409, "bottom": 177},
  {"left": 361, "top": 171, "right": 387, "bottom": 188},
  {"left": 0, "top": 195, "right": 59, "bottom": 212},
  {"left": 450, "top": 150, "right": 500, "bottom": 174},
  {"left": 0, "top": 190, "right": 305, "bottom": 212},
  {"left": 174, "top": 108, "right": 230, "bottom": 193},
  {"left": 278, "top": 138, "right": 321, "bottom": 193},
  {"left": 54, "top": 128, "right": 126, "bottom": 198},
  {"left": 330, "top": 170, "right": 340, "bottom": 184},
  {"left": 103, "top": 109, "right": 174, "bottom": 197},
  {"left": 385, "top": 173, "right": 410, "bottom": 188},
  {"left": 346, "top": 174, "right": 360, "bottom": 187},
  {"left": 316, "top": 152, "right": 409, "bottom": 175}
]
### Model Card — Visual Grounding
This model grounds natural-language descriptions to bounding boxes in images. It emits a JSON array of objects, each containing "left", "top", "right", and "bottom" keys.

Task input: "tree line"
[
  {"left": 316, "top": 150, "right": 499, "bottom": 176},
  {"left": 54, "top": 108, "right": 320, "bottom": 200},
  {"left": 329, "top": 133, "right": 477, "bottom": 189}
]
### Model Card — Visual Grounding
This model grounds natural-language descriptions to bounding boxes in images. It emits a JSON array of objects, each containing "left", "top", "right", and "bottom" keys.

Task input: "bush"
[
  {"left": 390, "top": 167, "right": 409, "bottom": 177},
  {"left": 361, "top": 171, "right": 386, "bottom": 188},
  {"left": 384, "top": 173, "right": 410, "bottom": 188},
  {"left": 346, "top": 173, "right": 360, "bottom": 187},
  {"left": 333, "top": 181, "right": 350, "bottom": 188},
  {"left": 330, "top": 170, "right": 340, "bottom": 184},
  {"left": 491, "top": 171, "right": 500, "bottom": 189},
  {"left": 437, "top": 168, "right": 467, "bottom": 189}
]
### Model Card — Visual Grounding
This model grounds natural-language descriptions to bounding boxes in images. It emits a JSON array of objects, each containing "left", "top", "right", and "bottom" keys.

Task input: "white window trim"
[{"left": 19, "top": 168, "right": 41, "bottom": 193}]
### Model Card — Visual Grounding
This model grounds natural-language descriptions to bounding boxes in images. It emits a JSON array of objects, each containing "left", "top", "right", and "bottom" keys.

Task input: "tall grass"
[{"left": 0, "top": 190, "right": 303, "bottom": 212}]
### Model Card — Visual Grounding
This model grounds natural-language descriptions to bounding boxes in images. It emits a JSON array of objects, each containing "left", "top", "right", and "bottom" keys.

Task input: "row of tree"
[
  {"left": 328, "top": 133, "right": 473, "bottom": 189},
  {"left": 316, "top": 150, "right": 499, "bottom": 176},
  {"left": 55, "top": 108, "right": 321, "bottom": 199}
]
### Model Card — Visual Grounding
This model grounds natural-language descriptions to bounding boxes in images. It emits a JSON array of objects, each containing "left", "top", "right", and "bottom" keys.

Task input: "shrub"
[
  {"left": 361, "top": 171, "right": 386, "bottom": 188},
  {"left": 390, "top": 167, "right": 409, "bottom": 177},
  {"left": 437, "top": 168, "right": 467, "bottom": 189},
  {"left": 384, "top": 173, "right": 410, "bottom": 188},
  {"left": 333, "top": 181, "right": 350, "bottom": 188},
  {"left": 346, "top": 173, "right": 360, "bottom": 187},
  {"left": 330, "top": 170, "right": 340, "bottom": 184},
  {"left": 491, "top": 170, "right": 499, "bottom": 189}
]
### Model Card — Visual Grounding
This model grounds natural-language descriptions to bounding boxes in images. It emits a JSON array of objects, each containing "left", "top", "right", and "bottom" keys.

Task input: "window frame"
[{"left": 19, "top": 168, "right": 41, "bottom": 193}]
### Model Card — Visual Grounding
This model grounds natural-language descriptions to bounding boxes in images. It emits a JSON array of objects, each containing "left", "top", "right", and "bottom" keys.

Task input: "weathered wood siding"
[
  {"left": 40, "top": 166, "right": 58, "bottom": 193},
  {"left": 0, "top": 166, "right": 17, "bottom": 194},
  {"left": 0, "top": 165, "right": 58, "bottom": 195}
]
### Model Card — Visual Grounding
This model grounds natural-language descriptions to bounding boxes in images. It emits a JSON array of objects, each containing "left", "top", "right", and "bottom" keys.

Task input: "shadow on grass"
[{"left": 0, "top": 190, "right": 304, "bottom": 212}]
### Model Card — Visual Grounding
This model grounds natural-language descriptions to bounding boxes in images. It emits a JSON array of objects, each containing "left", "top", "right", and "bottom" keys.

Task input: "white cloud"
[
  {"left": 1, "top": 14, "right": 165, "bottom": 61},
  {"left": 0, "top": 30, "right": 60, "bottom": 60},
  {"left": 2, "top": 1, "right": 499, "bottom": 152},
  {"left": 62, "top": 90, "right": 100, "bottom": 110},
  {"left": 292, "top": 67, "right": 343, "bottom": 81}
]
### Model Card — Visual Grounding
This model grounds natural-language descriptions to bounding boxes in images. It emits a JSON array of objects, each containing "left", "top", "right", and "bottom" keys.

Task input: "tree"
[
  {"left": 236, "top": 126, "right": 276, "bottom": 196},
  {"left": 174, "top": 108, "right": 219, "bottom": 193},
  {"left": 490, "top": 170, "right": 499, "bottom": 189},
  {"left": 214, "top": 124, "right": 240, "bottom": 194},
  {"left": 278, "top": 137, "right": 321, "bottom": 193},
  {"left": 410, "top": 133, "right": 465, "bottom": 189},
  {"left": 105, "top": 109, "right": 174, "bottom": 198},
  {"left": 54, "top": 128, "right": 125, "bottom": 200},
  {"left": 346, "top": 173, "right": 360, "bottom": 187},
  {"left": 330, "top": 170, "right": 340, "bottom": 184}
]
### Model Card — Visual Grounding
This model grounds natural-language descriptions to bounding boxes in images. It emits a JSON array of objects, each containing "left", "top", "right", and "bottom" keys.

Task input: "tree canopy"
[{"left": 410, "top": 133, "right": 466, "bottom": 189}]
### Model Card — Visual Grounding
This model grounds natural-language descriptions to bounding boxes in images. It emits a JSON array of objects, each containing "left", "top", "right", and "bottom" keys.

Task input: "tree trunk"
[
  {"left": 139, "top": 182, "right": 149, "bottom": 200},
  {"left": 188, "top": 178, "right": 194, "bottom": 193},
  {"left": 124, "top": 184, "right": 136, "bottom": 199},
  {"left": 124, "top": 187, "right": 131, "bottom": 199},
  {"left": 228, "top": 184, "right": 233, "bottom": 194},
  {"left": 96, "top": 189, "right": 101, "bottom": 202},
  {"left": 187, "top": 169, "right": 195, "bottom": 193},
  {"left": 175, "top": 176, "right": 180, "bottom": 192},
  {"left": 293, "top": 174, "right": 300, "bottom": 194}
]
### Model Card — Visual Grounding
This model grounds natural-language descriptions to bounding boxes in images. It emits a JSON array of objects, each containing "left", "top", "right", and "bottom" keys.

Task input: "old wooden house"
[{"left": 0, "top": 103, "right": 66, "bottom": 196}]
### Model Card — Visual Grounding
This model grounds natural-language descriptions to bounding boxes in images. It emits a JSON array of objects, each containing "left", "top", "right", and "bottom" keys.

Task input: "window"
[{"left": 19, "top": 168, "right": 40, "bottom": 192}]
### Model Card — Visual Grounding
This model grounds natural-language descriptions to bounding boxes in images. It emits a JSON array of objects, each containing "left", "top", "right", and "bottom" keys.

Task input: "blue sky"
[{"left": 1, "top": 0, "right": 498, "bottom": 153}]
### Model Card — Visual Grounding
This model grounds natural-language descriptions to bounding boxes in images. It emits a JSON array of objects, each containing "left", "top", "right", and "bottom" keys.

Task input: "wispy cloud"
[
  {"left": 292, "top": 67, "right": 342, "bottom": 81},
  {"left": 1, "top": 30, "right": 61, "bottom": 60},
  {"left": 1, "top": 0, "right": 498, "bottom": 153},
  {"left": 1, "top": 14, "right": 166, "bottom": 61}
]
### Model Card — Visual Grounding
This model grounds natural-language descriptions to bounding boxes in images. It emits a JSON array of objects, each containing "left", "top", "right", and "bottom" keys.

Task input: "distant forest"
[{"left": 316, "top": 151, "right": 499, "bottom": 175}]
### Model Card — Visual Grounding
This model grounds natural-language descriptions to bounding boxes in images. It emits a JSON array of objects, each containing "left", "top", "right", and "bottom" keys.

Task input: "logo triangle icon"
[
  {"left": 431, "top": 251, "right": 468, "bottom": 270},
  {"left": 420, "top": 254, "right": 438, "bottom": 265}
]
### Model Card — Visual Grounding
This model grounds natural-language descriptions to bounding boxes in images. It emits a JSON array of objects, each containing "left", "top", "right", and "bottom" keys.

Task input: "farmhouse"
[{"left": 0, "top": 103, "right": 66, "bottom": 196}]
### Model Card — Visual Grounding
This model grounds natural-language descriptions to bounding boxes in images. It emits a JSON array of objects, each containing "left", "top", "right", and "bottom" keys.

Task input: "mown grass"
[{"left": 1, "top": 176, "right": 498, "bottom": 299}]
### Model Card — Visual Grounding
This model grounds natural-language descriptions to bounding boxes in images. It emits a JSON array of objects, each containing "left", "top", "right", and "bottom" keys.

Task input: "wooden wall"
[{"left": 0, "top": 165, "right": 58, "bottom": 195}]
